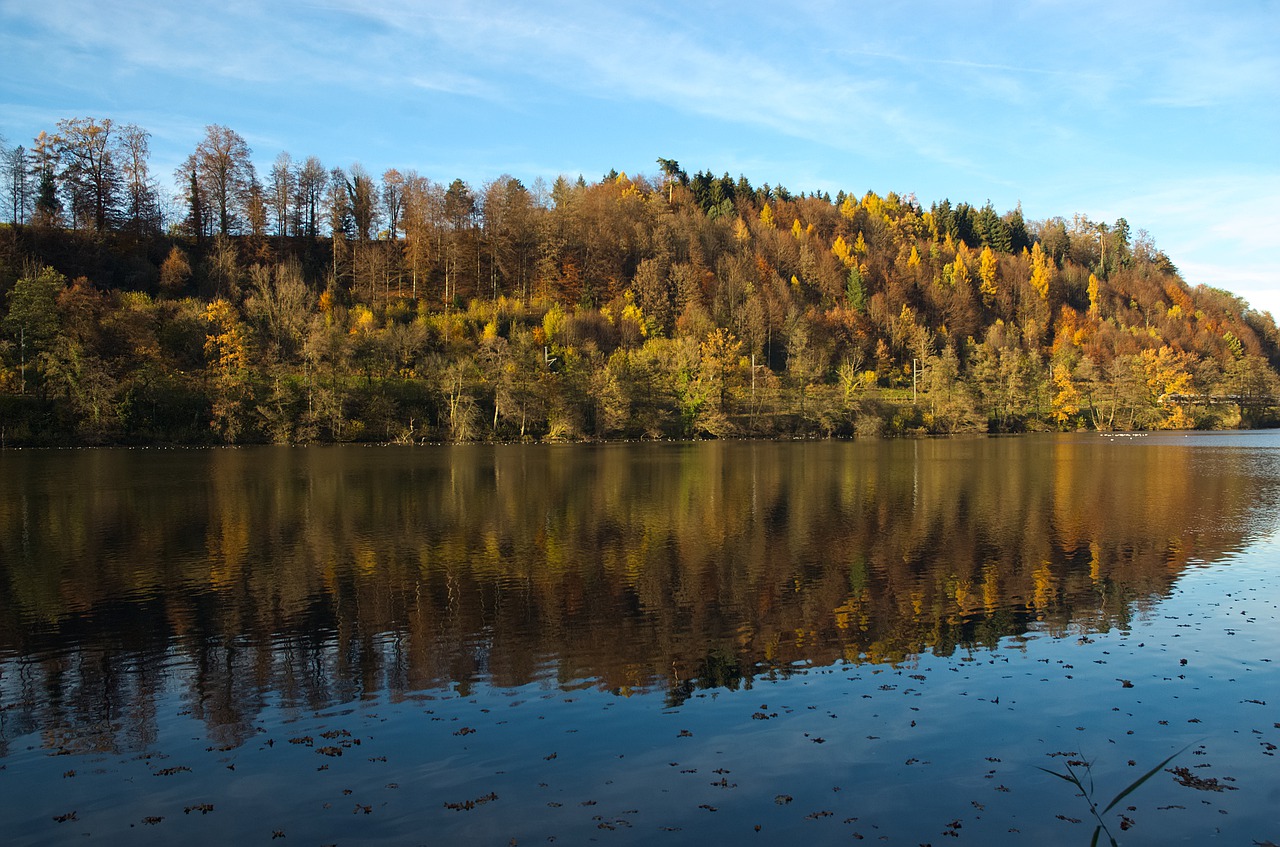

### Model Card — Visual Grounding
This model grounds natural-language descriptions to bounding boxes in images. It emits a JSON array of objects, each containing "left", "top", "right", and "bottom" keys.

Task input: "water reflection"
[{"left": 1, "top": 435, "right": 1277, "bottom": 754}]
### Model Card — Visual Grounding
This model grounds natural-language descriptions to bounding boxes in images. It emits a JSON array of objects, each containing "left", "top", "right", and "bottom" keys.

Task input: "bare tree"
[
  {"left": 381, "top": 168, "right": 404, "bottom": 241},
  {"left": 268, "top": 152, "right": 295, "bottom": 237},
  {"left": 118, "top": 123, "right": 162, "bottom": 235},
  {"left": 295, "top": 155, "right": 326, "bottom": 238},
  {"left": 181, "top": 124, "right": 256, "bottom": 236}
]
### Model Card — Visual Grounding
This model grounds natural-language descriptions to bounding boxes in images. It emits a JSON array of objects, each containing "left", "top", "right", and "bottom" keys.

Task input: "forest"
[{"left": 2, "top": 119, "right": 1279, "bottom": 445}]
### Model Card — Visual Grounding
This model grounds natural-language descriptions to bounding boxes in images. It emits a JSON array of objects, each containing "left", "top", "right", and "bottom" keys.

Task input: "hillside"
[{"left": 2, "top": 162, "right": 1279, "bottom": 444}]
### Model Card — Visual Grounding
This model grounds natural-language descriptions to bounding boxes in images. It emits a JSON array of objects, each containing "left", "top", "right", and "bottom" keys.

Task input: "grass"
[{"left": 1038, "top": 745, "right": 1189, "bottom": 847}]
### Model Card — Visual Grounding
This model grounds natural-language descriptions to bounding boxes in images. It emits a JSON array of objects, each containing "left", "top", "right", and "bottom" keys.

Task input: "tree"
[
  {"left": 2, "top": 141, "right": 33, "bottom": 224},
  {"left": 245, "top": 260, "right": 312, "bottom": 363},
  {"left": 245, "top": 176, "right": 268, "bottom": 238},
  {"left": 159, "top": 245, "right": 193, "bottom": 297},
  {"left": 117, "top": 123, "right": 162, "bottom": 235},
  {"left": 1029, "top": 241, "right": 1052, "bottom": 300},
  {"left": 295, "top": 156, "right": 326, "bottom": 238},
  {"left": 348, "top": 163, "right": 378, "bottom": 241},
  {"left": 204, "top": 298, "right": 255, "bottom": 441},
  {"left": 268, "top": 152, "right": 296, "bottom": 237},
  {"left": 3, "top": 266, "right": 66, "bottom": 393},
  {"left": 978, "top": 245, "right": 998, "bottom": 300},
  {"left": 55, "top": 117, "right": 120, "bottom": 231},
  {"left": 698, "top": 327, "right": 743, "bottom": 422},
  {"left": 31, "top": 131, "right": 62, "bottom": 228},
  {"left": 324, "top": 168, "right": 353, "bottom": 286},
  {"left": 656, "top": 157, "right": 687, "bottom": 201},
  {"left": 325, "top": 167, "right": 352, "bottom": 239},
  {"left": 400, "top": 171, "right": 438, "bottom": 299},
  {"left": 482, "top": 175, "right": 537, "bottom": 300},
  {"left": 381, "top": 168, "right": 404, "bottom": 240},
  {"left": 443, "top": 179, "right": 477, "bottom": 304},
  {"left": 176, "top": 158, "right": 205, "bottom": 240},
  {"left": 183, "top": 125, "right": 256, "bottom": 235}
]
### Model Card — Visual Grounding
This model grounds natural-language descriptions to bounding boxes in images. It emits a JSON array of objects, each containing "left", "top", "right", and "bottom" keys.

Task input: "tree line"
[{"left": 2, "top": 118, "right": 1279, "bottom": 445}]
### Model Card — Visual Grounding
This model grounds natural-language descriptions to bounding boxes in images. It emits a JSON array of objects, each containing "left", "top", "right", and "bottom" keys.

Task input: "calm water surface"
[{"left": 1, "top": 435, "right": 1278, "bottom": 844}]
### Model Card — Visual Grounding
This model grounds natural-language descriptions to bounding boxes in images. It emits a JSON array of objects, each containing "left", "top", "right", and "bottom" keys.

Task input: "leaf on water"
[
  {"left": 1166, "top": 766, "right": 1238, "bottom": 792},
  {"left": 444, "top": 792, "right": 498, "bottom": 811}
]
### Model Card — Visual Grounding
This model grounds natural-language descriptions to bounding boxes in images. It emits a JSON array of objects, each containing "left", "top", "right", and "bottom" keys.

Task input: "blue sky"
[{"left": 3, "top": 0, "right": 1278, "bottom": 315}]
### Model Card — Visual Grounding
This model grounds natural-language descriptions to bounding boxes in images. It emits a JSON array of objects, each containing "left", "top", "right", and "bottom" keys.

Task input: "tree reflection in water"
[{"left": 1, "top": 436, "right": 1275, "bottom": 752}]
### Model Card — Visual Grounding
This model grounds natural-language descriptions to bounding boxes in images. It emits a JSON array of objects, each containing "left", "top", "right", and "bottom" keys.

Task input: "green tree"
[
  {"left": 348, "top": 163, "right": 378, "bottom": 241},
  {"left": 2, "top": 142, "right": 33, "bottom": 224},
  {"left": 31, "top": 131, "right": 62, "bottom": 228},
  {"left": 3, "top": 267, "right": 66, "bottom": 393}
]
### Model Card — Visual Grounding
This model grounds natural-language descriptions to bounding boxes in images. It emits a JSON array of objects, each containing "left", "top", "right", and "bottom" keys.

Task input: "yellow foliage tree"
[
  {"left": 759, "top": 203, "right": 775, "bottom": 229},
  {"left": 204, "top": 299, "right": 250, "bottom": 375},
  {"left": 978, "top": 245, "right": 998, "bottom": 299},
  {"left": 349, "top": 304, "right": 376, "bottom": 335},
  {"left": 951, "top": 252, "right": 971, "bottom": 289},
  {"left": 1029, "top": 242, "right": 1052, "bottom": 300},
  {"left": 832, "top": 234, "right": 855, "bottom": 268},
  {"left": 1050, "top": 363, "right": 1080, "bottom": 425},
  {"left": 203, "top": 298, "right": 253, "bottom": 442},
  {"left": 1139, "top": 345, "right": 1194, "bottom": 399}
]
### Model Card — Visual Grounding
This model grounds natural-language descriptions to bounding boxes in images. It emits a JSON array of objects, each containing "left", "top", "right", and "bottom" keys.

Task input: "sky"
[{"left": 2, "top": 0, "right": 1278, "bottom": 315}]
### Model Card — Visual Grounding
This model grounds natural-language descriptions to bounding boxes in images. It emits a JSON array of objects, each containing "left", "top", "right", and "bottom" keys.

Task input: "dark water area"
[{"left": 2, "top": 435, "right": 1279, "bottom": 844}]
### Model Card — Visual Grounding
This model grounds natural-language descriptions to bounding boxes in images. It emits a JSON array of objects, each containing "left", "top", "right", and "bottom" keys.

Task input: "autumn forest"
[{"left": 2, "top": 119, "right": 1279, "bottom": 445}]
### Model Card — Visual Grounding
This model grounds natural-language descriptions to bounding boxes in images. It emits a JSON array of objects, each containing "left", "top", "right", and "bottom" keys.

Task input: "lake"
[{"left": 1, "top": 435, "right": 1278, "bottom": 845}]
